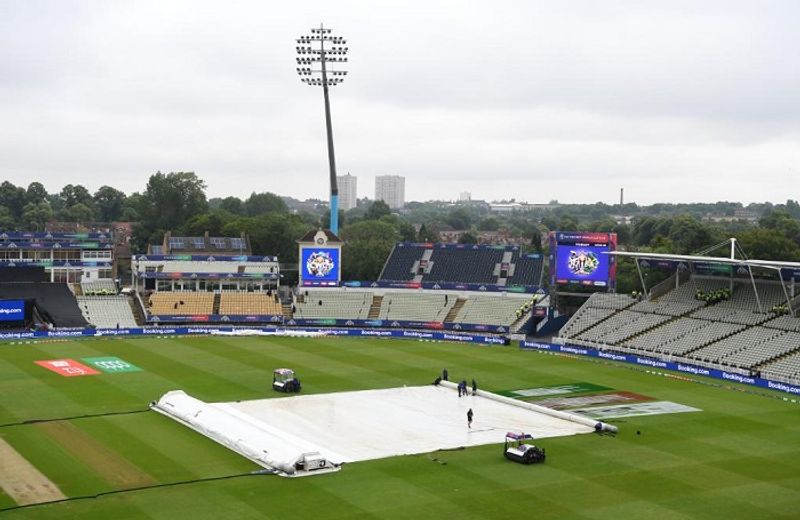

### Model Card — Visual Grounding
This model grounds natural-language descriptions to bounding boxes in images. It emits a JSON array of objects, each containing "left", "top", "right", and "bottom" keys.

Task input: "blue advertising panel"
[
  {"left": 555, "top": 244, "right": 610, "bottom": 286},
  {"left": 300, "top": 247, "right": 340, "bottom": 284},
  {"left": 0, "top": 299, "right": 25, "bottom": 321}
]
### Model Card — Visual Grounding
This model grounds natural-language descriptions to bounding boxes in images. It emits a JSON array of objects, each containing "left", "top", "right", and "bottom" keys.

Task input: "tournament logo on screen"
[
  {"left": 306, "top": 251, "right": 335, "bottom": 278},
  {"left": 567, "top": 250, "right": 600, "bottom": 276}
]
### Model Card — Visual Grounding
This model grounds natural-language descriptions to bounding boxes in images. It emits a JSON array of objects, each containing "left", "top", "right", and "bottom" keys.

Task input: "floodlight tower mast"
[{"left": 296, "top": 24, "right": 348, "bottom": 235}]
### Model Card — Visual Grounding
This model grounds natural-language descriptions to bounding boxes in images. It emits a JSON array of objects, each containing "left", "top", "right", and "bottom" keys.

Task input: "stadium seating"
[
  {"left": 761, "top": 351, "right": 800, "bottom": 383},
  {"left": 454, "top": 295, "right": 530, "bottom": 326},
  {"left": 686, "top": 327, "right": 783, "bottom": 365},
  {"left": 379, "top": 245, "right": 424, "bottom": 281},
  {"left": 558, "top": 293, "right": 635, "bottom": 339},
  {"left": 505, "top": 255, "right": 544, "bottom": 286},
  {"left": 560, "top": 277, "right": 800, "bottom": 378},
  {"left": 764, "top": 315, "right": 800, "bottom": 332},
  {"left": 219, "top": 292, "right": 282, "bottom": 315},
  {"left": 378, "top": 293, "right": 455, "bottom": 322},
  {"left": 81, "top": 279, "right": 117, "bottom": 295},
  {"left": 77, "top": 296, "right": 137, "bottom": 328},
  {"left": 378, "top": 244, "right": 544, "bottom": 288},
  {"left": 577, "top": 311, "right": 671, "bottom": 345},
  {"left": 427, "top": 248, "right": 503, "bottom": 284},
  {"left": 716, "top": 331, "right": 800, "bottom": 369},
  {"left": 148, "top": 292, "right": 214, "bottom": 315},
  {"left": 294, "top": 290, "right": 372, "bottom": 320},
  {"left": 624, "top": 319, "right": 746, "bottom": 355}
]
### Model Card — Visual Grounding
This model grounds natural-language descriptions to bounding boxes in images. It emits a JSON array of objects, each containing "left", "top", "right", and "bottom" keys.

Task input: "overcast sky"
[{"left": 0, "top": 0, "right": 797, "bottom": 205}]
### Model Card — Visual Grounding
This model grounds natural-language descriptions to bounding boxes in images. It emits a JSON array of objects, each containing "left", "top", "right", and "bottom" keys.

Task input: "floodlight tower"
[{"left": 296, "top": 24, "right": 348, "bottom": 235}]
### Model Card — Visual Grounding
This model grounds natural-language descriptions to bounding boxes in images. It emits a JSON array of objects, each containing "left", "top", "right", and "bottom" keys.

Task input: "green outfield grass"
[{"left": 0, "top": 335, "right": 799, "bottom": 519}]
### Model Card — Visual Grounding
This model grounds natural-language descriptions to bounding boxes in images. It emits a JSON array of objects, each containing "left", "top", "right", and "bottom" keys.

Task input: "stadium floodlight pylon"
[{"left": 296, "top": 23, "right": 349, "bottom": 235}]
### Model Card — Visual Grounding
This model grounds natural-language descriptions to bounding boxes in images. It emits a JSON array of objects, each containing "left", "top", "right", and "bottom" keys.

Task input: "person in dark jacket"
[
  {"left": 467, "top": 408, "right": 474, "bottom": 428},
  {"left": 442, "top": 368, "right": 449, "bottom": 381},
  {"left": 471, "top": 379, "right": 477, "bottom": 396}
]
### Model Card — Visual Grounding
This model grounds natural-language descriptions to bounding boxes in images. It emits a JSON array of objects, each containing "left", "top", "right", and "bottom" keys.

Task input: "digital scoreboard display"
[
  {"left": 0, "top": 299, "right": 25, "bottom": 322},
  {"left": 300, "top": 247, "right": 341, "bottom": 285},
  {"left": 550, "top": 232, "right": 617, "bottom": 288}
]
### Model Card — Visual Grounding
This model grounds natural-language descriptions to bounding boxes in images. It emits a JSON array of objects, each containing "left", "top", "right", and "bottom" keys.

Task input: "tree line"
[{"left": 1, "top": 173, "right": 799, "bottom": 286}]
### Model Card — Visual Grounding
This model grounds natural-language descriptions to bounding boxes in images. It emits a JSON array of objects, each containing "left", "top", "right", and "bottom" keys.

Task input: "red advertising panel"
[{"left": 35, "top": 359, "right": 100, "bottom": 377}]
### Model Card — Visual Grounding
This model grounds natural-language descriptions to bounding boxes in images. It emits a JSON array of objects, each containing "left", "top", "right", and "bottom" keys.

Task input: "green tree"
[
  {"left": 21, "top": 202, "right": 53, "bottom": 229},
  {"left": 93, "top": 186, "right": 127, "bottom": 222},
  {"left": 736, "top": 228, "right": 799, "bottom": 261},
  {"left": 219, "top": 196, "right": 244, "bottom": 215},
  {"left": 666, "top": 215, "right": 719, "bottom": 254},
  {"left": 244, "top": 192, "right": 288, "bottom": 216},
  {"left": 529, "top": 227, "right": 543, "bottom": 252},
  {"left": 446, "top": 208, "right": 472, "bottom": 230},
  {"left": 418, "top": 224, "right": 437, "bottom": 243},
  {"left": 141, "top": 172, "right": 208, "bottom": 231},
  {"left": 341, "top": 220, "right": 400, "bottom": 280},
  {"left": 0, "top": 181, "right": 26, "bottom": 219},
  {"left": 60, "top": 203, "right": 95, "bottom": 223},
  {"left": 25, "top": 182, "right": 48, "bottom": 205},
  {"left": 59, "top": 184, "right": 94, "bottom": 208},
  {"left": 477, "top": 217, "right": 500, "bottom": 231},
  {"left": 122, "top": 192, "right": 146, "bottom": 222},
  {"left": 365, "top": 200, "right": 391, "bottom": 220},
  {"left": 0, "top": 206, "right": 15, "bottom": 229},
  {"left": 182, "top": 211, "right": 232, "bottom": 237},
  {"left": 458, "top": 231, "right": 478, "bottom": 244}
]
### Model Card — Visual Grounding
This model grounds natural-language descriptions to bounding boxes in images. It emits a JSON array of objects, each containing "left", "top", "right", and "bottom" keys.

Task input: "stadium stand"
[
  {"left": 219, "top": 292, "right": 282, "bottom": 315},
  {"left": 77, "top": 296, "right": 137, "bottom": 328},
  {"left": 152, "top": 232, "right": 251, "bottom": 255},
  {"left": 505, "top": 254, "right": 544, "bottom": 286},
  {"left": 717, "top": 331, "right": 800, "bottom": 369},
  {"left": 559, "top": 276, "right": 800, "bottom": 383},
  {"left": 764, "top": 315, "right": 800, "bottom": 332},
  {"left": 427, "top": 248, "right": 503, "bottom": 284},
  {"left": 761, "top": 351, "right": 800, "bottom": 383},
  {"left": 0, "top": 282, "right": 88, "bottom": 328},
  {"left": 377, "top": 293, "right": 455, "bottom": 322},
  {"left": 148, "top": 292, "right": 215, "bottom": 315},
  {"left": 81, "top": 279, "right": 117, "bottom": 295},
  {"left": 454, "top": 295, "right": 530, "bottom": 327},
  {"left": 379, "top": 244, "right": 423, "bottom": 281},
  {"left": 293, "top": 290, "right": 372, "bottom": 320},
  {"left": 378, "top": 243, "right": 544, "bottom": 287}
]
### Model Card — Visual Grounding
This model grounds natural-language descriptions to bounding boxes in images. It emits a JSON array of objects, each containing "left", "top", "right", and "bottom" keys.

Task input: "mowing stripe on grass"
[
  {"left": 36, "top": 421, "right": 156, "bottom": 489},
  {"left": 0, "top": 437, "right": 66, "bottom": 505}
]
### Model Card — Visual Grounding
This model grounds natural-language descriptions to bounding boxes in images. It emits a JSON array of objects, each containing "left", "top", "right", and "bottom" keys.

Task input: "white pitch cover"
[{"left": 153, "top": 385, "right": 593, "bottom": 476}]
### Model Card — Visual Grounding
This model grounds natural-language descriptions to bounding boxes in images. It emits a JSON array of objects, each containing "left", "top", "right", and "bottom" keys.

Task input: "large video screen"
[
  {"left": 0, "top": 299, "right": 25, "bottom": 322},
  {"left": 555, "top": 245, "right": 611, "bottom": 286},
  {"left": 300, "top": 247, "right": 341, "bottom": 284}
]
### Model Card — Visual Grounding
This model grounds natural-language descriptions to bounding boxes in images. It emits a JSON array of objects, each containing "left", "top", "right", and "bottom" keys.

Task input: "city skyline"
[{"left": 0, "top": 1, "right": 798, "bottom": 205}]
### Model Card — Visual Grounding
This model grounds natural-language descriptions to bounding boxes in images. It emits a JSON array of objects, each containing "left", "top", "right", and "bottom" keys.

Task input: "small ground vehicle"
[
  {"left": 273, "top": 368, "right": 301, "bottom": 393},
  {"left": 503, "top": 432, "right": 546, "bottom": 464}
]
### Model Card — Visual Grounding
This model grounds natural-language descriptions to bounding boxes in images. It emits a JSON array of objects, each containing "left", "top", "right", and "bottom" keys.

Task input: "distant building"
[
  {"left": 337, "top": 173, "right": 358, "bottom": 211},
  {"left": 459, "top": 191, "right": 471, "bottom": 202},
  {"left": 375, "top": 175, "right": 406, "bottom": 209}
]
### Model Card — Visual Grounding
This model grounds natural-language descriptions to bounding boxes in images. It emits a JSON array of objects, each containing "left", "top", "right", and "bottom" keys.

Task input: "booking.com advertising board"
[
  {"left": 0, "top": 326, "right": 508, "bottom": 346},
  {"left": 549, "top": 232, "right": 617, "bottom": 289},
  {"left": 0, "top": 299, "right": 25, "bottom": 322},
  {"left": 520, "top": 340, "right": 800, "bottom": 397},
  {"left": 299, "top": 247, "right": 341, "bottom": 286}
]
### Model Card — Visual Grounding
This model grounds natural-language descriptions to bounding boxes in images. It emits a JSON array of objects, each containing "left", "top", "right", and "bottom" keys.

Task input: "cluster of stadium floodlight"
[
  {"left": 295, "top": 28, "right": 348, "bottom": 88},
  {"left": 294, "top": 24, "right": 348, "bottom": 235}
]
